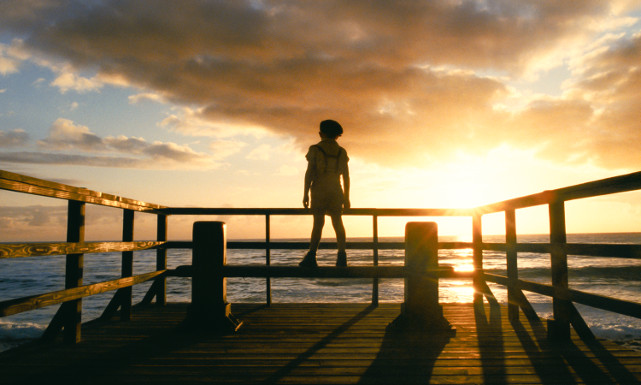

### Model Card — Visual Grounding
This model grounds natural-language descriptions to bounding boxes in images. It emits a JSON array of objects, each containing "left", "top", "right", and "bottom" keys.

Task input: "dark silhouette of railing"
[{"left": 1, "top": 168, "right": 641, "bottom": 344}]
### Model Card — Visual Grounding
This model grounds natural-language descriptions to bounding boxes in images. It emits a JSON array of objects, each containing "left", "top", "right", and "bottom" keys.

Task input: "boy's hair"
[{"left": 320, "top": 120, "right": 343, "bottom": 138}]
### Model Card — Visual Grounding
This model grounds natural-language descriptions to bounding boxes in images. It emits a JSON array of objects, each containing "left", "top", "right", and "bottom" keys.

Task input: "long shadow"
[
  {"left": 583, "top": 338, "right": 640, "bottom": 384},
  {"left": 262, "top": 304, "right": 377, "bottom": 385},
  {"left": 511, "top": 317, "right": 576, "bottom": 384},
  {"left": 474, "top": 296, "right": 507, "bottom": 384},
  {"left": 5, "top": 307, "right": 207, "bottom": 384},
  {"left": 557, "top": 340, "right": 622, "bottom": 385},
  {"left": 512, "top": 311, "right": 639, "bottom": 384},
  {"left": 358, "top": 319, "right": 451, "bottom": 384}
]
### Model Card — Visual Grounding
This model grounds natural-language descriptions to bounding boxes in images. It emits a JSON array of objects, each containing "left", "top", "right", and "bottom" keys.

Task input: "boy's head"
[{"left": 320, "top": 120, "right": 343, "bottom": 139}]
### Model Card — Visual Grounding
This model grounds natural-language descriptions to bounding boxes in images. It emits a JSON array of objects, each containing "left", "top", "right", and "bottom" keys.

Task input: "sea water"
[{"left": 1, "top": 233, "right": 640, "bottom": 352}]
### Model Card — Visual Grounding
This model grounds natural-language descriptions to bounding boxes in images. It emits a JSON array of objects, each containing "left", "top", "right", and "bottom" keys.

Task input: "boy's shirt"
[{"left": 306, "top": 139, "right": 349, "bottom": 179}]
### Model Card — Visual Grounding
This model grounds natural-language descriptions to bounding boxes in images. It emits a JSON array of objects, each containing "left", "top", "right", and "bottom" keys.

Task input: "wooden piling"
[
  {"left": 63, "top": 200, "right": 85, "bottom": 344},
  {"left": 155, "top": 214, "right": 167, "bottom": 306},
  {"left": 187, "top": 221, "right": 242, "bottom": 332},
  {"left": 121, "top": 209, "right": 134, "bottom": 321},
  {"left": 549, "top": 199, "right": 571, "bottom": 341},
  {"left": 389, "top": 222, "right": 453, "bottom": 332}
]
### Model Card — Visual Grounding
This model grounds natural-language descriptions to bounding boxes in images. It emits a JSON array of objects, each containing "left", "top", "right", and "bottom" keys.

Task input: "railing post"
[
  {"left": 121, "top": 209, "right": 134, "bottom": 321},
  {"left": 64, "top": 200, "right": 85, "bottom": 344},
  {"left": 389, "top": 222, "right": 452, "bottom": 332},
  {"left": 265, "top": 214, "right": 272, "bottom": 307},
  {"left": 505, "top": 209, "right": 519, "bottom": 322},
  {"left": 188, "top": 221, "right": 242, "bottom": 332},
  {"left": 548, "top": 199, "right": 571, "bottom": 341},
  {"left": 372, "top": 214, "right": 379, "bottom": 306},
  {"left": 472, "top": 212, "right": 484, "bottom": 303},
  {"left": 156, "top": 214, "right": 167, "bottom": 306}
]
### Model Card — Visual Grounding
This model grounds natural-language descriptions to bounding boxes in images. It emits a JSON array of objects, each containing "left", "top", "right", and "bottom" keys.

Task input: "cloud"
[
  {"left": 0, "top": 54, "right": 19, "bottom": 75},
  {"left": 0, "top": 42, "right": 21, "bottom": 75},
  {"left": 246, "top": 144, "right": 272, "bottom": 161},
  {"left": 209, "top": 139, "right": 247, "bottom": 160},
  {"left": 563, "top": 32, "right": 641, "bottom": 168},
  {"left": 50, "top": 71, "right": 103, "bottom": 93},
  {"left": 0, "top": 129, "right": 29, "bottom": 147},
  {"left": 1, "top": 0, "right": 640, "bottom": 169},
  {"left": 158, "top": 107, "right": 270, "bottom": 138},
  {"left": 38, "top": 118, "right": 105, "bottom": 150},
  {"left": 0, "top": 205, "right": 67, "bottom": 241},
  {"left": 128, "top": 92, "right": 165, "bottom": 104},
  {"left": 4, "top": 118, "right": 220, "bottom": 169}
]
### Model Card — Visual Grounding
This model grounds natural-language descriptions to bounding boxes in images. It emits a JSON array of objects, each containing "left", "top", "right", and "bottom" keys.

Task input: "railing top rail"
[
  {"left": 475, "top": 170, "right": 641, "bottom": 214},
  {"left": 0, "top": 169, "right": 165, "bottom": 212},
  {"left": 159, "top": 207, "right": 474, "bottom": 216},
  {"left": 4, "top": 167, "right": 640, "bottom": 217}
]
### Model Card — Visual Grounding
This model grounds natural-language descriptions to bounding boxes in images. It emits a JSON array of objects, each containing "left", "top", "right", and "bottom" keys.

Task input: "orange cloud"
[{"left": 1, "top": 0, "right": 639, "bottom": 170}]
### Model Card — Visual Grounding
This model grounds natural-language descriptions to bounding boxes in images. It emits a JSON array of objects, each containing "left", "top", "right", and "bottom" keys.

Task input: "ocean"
[{"left": 1, "top": 233, "right": 640, "bottom": 352}]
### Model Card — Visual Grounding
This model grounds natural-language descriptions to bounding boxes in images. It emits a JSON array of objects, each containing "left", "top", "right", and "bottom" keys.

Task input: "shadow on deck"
[{"left": 1, "top": 302, "right": 640, "bottom": 384}]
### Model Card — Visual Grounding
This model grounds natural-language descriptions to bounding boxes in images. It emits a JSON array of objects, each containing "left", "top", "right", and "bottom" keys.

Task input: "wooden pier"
[
  {"left": 1, "top": 302, "right": 640, "bottom": 384},
  {"left": 3, "top": 169, "right": 641, "bottom": 384}
]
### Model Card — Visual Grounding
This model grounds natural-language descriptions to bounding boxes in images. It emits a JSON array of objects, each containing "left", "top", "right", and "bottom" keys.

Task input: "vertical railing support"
[
  {"left": 265, "top": 214, "right": 272, "bottom": 306},
  {"left": 472, "top": 213, "right": 484, "bottom": 303},
  {"left": 548, "top": 199, "right": 571, "bottom": 341},
  {"left": 188, "top": 221, "right": 242, "bottom": 332},
  {"left": 156, "top": 214, "right": 167, "bottom": 306},
  {"left": 64, "top": 200, "right": 85, "bottom": 344},
  {"left": 372, "top": 215, "right": 379, "bottom": 306},
  {"left": 389, "top": 222, "right": 452, "bottom": 332},
  {"left": 121, "top": 209, "right": 134, "bottom": 321},
  {"left": 505, "top": 209, "right": 519, "bottom": 322}
]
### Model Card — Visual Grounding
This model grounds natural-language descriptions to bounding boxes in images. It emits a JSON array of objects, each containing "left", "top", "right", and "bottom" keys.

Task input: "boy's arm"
[
  {"left": 342, "top": 165, "right": 350, "bottom": 209},
  {"left": 303, "top": 163, "right": 313, "bottom": 208}
]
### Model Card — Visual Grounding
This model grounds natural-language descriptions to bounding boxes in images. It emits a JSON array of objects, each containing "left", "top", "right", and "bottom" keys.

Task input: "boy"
[{"left": 299, "top": 119, "right": 350, "bottom": 267}]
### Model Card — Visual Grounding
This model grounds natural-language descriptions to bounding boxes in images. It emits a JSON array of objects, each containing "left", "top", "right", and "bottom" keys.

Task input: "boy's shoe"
[
  {"left": 336, "top": 251, "right": 347, "bottom": 267},
  {"left": 299, "top": 252, "right": 318, "bottom": 268}
]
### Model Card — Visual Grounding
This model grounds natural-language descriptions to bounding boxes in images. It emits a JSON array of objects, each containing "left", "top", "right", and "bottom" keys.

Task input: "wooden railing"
[
  {"left": 0, "top": 170, "right": 169, "bottom": 344},
  {"left": 1, "top": 168, "right": 641, "bottom": 343},
  {"left": 162, "top": 207, "right": 473, "bottom": 305},
  {"left": 470, "top": 171, "right": 641, "bottom": 340}
]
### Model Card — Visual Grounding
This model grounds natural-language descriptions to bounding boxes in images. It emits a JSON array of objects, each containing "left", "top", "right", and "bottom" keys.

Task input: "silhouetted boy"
[{"left": 299, "top": 120, "right": 350, "bottom": 267}]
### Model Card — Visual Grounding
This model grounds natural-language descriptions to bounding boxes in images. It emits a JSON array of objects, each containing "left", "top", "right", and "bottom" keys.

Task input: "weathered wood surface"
[
  {"left": 483, "top": 273, "right": 641, "bottom": 320},
  {"left": 160, "top": 207, "right": 474, "bottom": 216},
  {"left": 1, "top": 303, "right": 640, "bottom": 384},
  {"left": 476, "top": 170, "right": 641, "bottom": 214},
  {"left": 0, "top": 169, "right": 165, "bottom": 211},
  {"left": 0, "top": 270, "right": 165, "bottom": 316},
  {"left": 0, "top": 241, "right": 165, "bottom": 259},
  {"left": 168, "top": 264, "right": 466, "bottom": 279}
]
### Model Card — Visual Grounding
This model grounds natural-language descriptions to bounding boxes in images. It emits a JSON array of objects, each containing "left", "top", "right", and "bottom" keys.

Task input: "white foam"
[{"left": 0, "top": 320, "right": 45, "bottom": 352}]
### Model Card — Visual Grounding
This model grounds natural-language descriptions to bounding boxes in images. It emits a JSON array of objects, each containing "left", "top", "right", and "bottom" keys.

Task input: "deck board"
[{"left": 1, "top": 302, "right": 640, "bottom": 384}]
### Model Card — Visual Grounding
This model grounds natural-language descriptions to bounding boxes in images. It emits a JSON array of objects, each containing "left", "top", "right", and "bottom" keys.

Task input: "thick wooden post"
[
  {"left": 156, "top": 214, "right": 167, "bottom": 306},
  {"left": 372, "top": 215, "right": 379, "bottom": 306},
  {"left": 188, "top": 221, "right": 242, "bottom": 332},
  {"left": 64, "top": 200, "right": 85, "bottom": 344},
  {"left": 389, "top": 222, "right": 452, "bottom": 332},
  {"left": 549, "top": 199, "right": 571, "bottom": 341},
  {"left": 472, "top": 213, "right": 484, "bottom": 303},
  {"left": 121, "top": 209, "right": 134, "bottom": 321},
  {"left": 505, "top": 209, "right": 519, "bottom": 322},
  {"left": 265, "top": 214, "right": 272, "bottom": 306}
]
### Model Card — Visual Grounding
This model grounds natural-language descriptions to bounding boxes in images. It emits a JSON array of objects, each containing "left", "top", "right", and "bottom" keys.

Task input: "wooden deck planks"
[{"left": 1, "top": 302, "right": 640, "bottom": 384}]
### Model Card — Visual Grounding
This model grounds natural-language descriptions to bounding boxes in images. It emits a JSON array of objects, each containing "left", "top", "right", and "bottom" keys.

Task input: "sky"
[{"left": 1, "top": 0, "right": 641, "bottom": 241}]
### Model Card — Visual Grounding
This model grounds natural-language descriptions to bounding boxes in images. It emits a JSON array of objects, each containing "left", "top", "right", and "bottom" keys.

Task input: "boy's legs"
[
  {"left": 309, "top": 212, "right": 325, "bottom": 253},
  {"left": 300, "top": 212, "right": 324, "bottom": 267},
  {"left": 329, "top": 213, "right": 346, "bottom": 253},
  {"left": 330, "top": 212, "right": 347, "bottom": 267}
]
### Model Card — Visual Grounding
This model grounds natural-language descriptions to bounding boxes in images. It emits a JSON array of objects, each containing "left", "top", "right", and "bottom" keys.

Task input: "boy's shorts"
[{"left": 311, "top": 189, "right": 344, "bottom": 215}]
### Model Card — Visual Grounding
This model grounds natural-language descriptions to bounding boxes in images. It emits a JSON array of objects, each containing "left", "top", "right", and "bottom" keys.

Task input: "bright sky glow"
[{"left": 1, "top": 1, "right": 641, "bottom": 241}]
